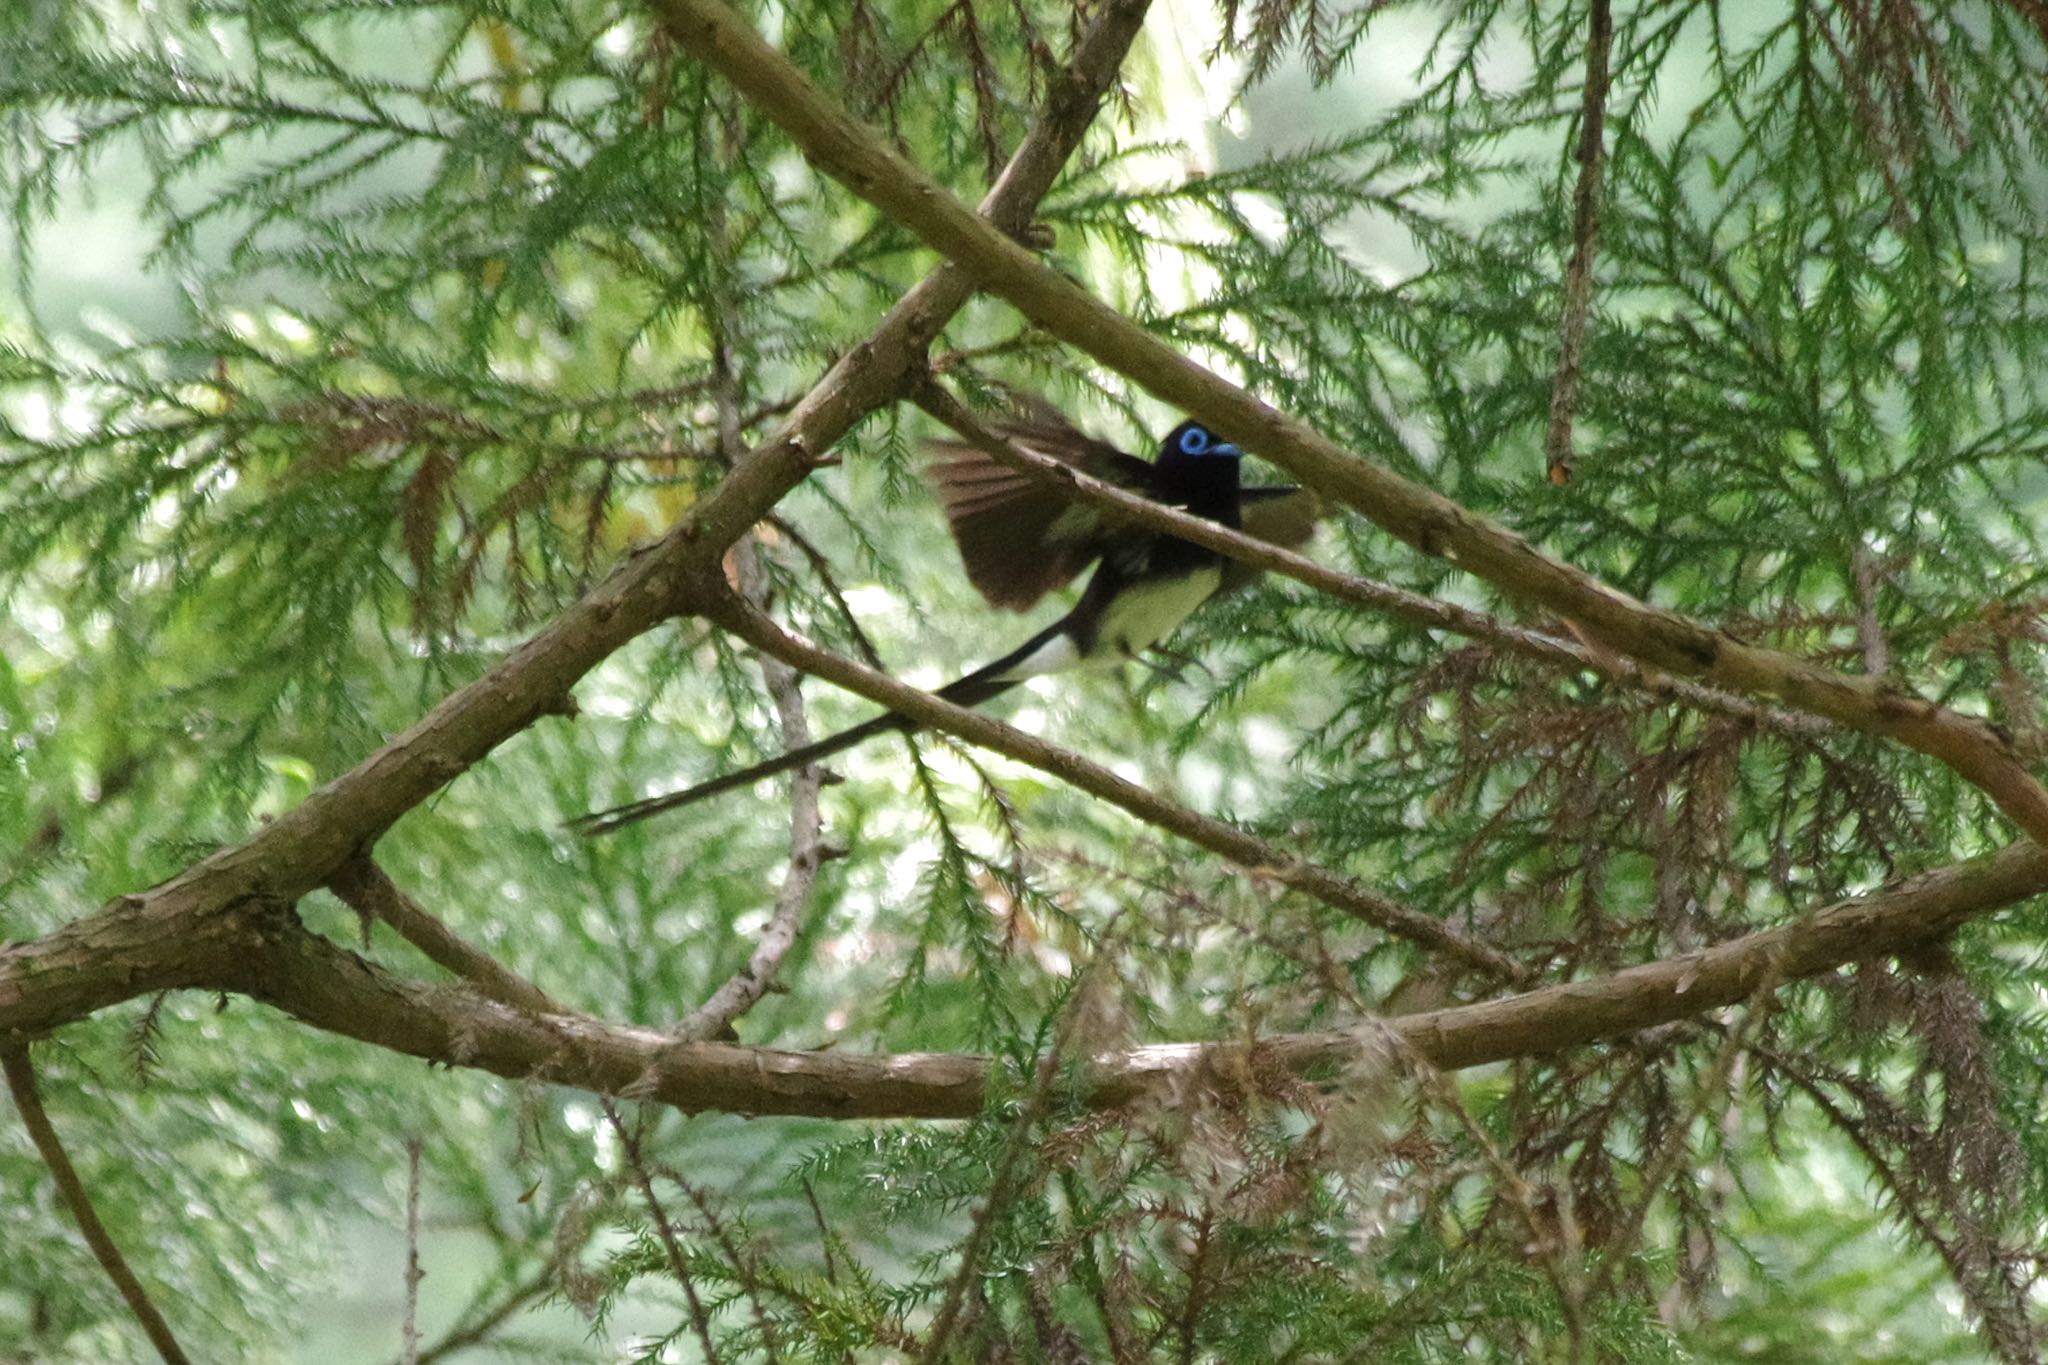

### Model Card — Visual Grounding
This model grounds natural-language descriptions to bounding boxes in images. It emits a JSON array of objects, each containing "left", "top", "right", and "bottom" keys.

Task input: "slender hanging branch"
[
  {"left": 647, "top": 0, "right": 2048, "bottom": 847},
  {"left": 676, "top": 343, "right": 830, "bottom": 1043},
  {"left": 3, "top": 1048, "right": 193, "bottom": 1365},
  {"left": 1543, "top": 0, "right": 1614, "bottom": 486},
  {"left": 400, "top": 1135, "right": 425, "bottom": 1365}
]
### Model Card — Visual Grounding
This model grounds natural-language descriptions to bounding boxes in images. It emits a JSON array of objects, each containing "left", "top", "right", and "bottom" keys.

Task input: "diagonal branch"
[
  {"left": 701, "top": 588, "right": 1529, "bottom": 981},
  {"left": 914, "top": 380, "right": 1828, "bottom": 740},
  {"left": 1, "top": 0, "right": 1155, "bottom": 1053},
  {"left": 651, "top": 0, "right": 2048, "bottom": 847},
  {"left": 330, "top": 856, "right": 561, "bottom": 1015},
  {"left": 4, "top": 1047, "right": 193, "bottom": 1365},
  {"left": 675, "top": 333, "right": 830, "bottom": 1041}
]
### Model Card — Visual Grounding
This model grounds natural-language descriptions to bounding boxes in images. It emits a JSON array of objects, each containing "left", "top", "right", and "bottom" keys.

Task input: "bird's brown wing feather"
[
  {"left": 925, "top": 399, "right": 1159, "bottom": 611},
  {"left": 1220, "top": 487, "right": 1325, "bottom": 594}
]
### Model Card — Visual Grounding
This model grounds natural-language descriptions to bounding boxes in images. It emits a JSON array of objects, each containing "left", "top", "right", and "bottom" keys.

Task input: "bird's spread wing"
[
  {"left": 925, "top": 396, "right": 1160, "bottom": 611},
  {"left": 1221, "top": 486, "right": 1324, "bottom": 594}
]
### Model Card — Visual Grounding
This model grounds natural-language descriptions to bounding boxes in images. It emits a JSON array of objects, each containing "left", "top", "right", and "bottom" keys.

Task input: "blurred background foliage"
[{"left": 4, "top": 0, "right": 2048, "bottom": 1358}]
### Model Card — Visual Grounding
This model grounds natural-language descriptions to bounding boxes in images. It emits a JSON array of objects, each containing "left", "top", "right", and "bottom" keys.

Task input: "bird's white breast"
[
  {"left": 992, "top": 566, "right": 1225, "bottom": 682},
  {"left": 1089, "top": 566, "right": 1224, "bottom": 666}
]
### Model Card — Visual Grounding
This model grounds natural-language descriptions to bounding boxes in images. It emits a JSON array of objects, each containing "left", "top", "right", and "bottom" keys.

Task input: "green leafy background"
[{"left": 5, "top": 0, "right": 2045, "bottom": 1358}]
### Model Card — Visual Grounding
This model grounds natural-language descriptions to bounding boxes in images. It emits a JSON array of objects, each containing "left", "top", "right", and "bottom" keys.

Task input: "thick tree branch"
[
  {"left": 8, "top": 845, "right": 2041, "bottom": 1124},
  {"left": 194, "top": 841, "right": 2048, "bottom": 1121},
  {"left": 651, "top": 0, "right": 2048, "bottom": 846},
  {"left": 702, "top": 589, "right": 1529, "bottom": 981},
  {"left": 3, "top": 0, "right": 1151, "bottom": 1050}
]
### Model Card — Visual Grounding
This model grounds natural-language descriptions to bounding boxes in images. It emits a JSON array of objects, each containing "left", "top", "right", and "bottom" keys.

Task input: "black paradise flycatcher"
[{"left": 573, "top": 396, "right": 1321, "bottom": 835}]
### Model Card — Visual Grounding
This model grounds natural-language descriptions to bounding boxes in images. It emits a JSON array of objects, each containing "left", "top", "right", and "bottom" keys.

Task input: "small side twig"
[
  {"left": 401, "top": 1135, "right": 425, "bottom": 1365},
  {"left": 764, "top": 513, "right": 891, "bottom": 671},
  {"left": 800, "top": 1177, "right": 840, "bottom": 1284},
  {"left": 670, "top": 1173, "right": 786, "bottom": 1362},
  {"left": 410, "top": 1260, "right": 556, "bottom": 1364},
  {"left": 916, "top": 960, "right": 1107, "bottom": 1364},
  {"left": 3, "top": 1046, "right": 192, "bottom": 1365},
  {"left": 1851, "top": 541, "right": 1892, "bottom": 677},
  {"left": 329, "top": 855, "right": 561, "bottom": 1016},
  {"left": 1543, "top": 0, "right": 1615, "bottom": 486},
  {"left": 603, "top": 1100, "right": 724, "bottom": 1365}
]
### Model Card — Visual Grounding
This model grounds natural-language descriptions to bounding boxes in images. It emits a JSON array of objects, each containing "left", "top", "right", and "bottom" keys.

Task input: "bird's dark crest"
[{"left": 925, "top": 392, "right": 1320, "bottom": 607}]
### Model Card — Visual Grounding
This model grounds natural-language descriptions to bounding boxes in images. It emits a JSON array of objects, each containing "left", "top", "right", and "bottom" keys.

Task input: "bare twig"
[
  {"left": 1852, "top": 541, "right": 1893, "bottom": 677},
  {"left": 3, "top": 1047, "right": 192, "bottom": 1365},
  {"left": 1543, "top": 0, "right": 1614, "bottom": 487},
  {"left": 674, "top": 209, "right": 829, "bottom": 1043},
  {"left": 800, "top": 1177, "right": 840, "bottom": 1284},
  {"left": 670, "top": 1174, "right": 786, "bottom": 1363},
  {"left": 669, "top": 549, "right": 830, "bottom": 1041},
  {"left": 604, "top": 1099, "right": 724, "bottom": 1364},
  {"left": 410, "top": 1261, "right": 556, "bottom": 1364},
  {"left": 401, "top": 1136, "right": 425, "bottom": 1365},
  {"left": 330, "top": 856, "right": 561, "bottom": 1015}
]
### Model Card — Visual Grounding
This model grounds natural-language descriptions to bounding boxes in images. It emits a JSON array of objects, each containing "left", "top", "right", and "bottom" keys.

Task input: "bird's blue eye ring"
[{"left": 1178, "top": 426, "right": 1211, "bottom": 455}]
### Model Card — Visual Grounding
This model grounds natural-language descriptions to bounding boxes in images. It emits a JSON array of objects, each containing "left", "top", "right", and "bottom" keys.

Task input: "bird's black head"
[{"left": 1157, "top": 420, "right": 1243, "bottom": 465}]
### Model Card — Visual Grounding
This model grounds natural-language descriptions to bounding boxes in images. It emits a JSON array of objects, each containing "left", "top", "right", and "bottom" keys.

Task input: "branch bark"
[
  {"left": 650, "top": 0, "right": 2048, "bottom": 847},
  {"left": 703, "top": 588, "right": 1529, "bottom": 982},
  {"left": 2, "top": 0, "right": 1152, "bottom": 1057},
  {"left": 179, "top": 840, "right": 2048, "bottom": 1121}
]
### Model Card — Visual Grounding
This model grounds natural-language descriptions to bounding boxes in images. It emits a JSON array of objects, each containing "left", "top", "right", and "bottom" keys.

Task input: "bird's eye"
[{"left": 1178, "top": 426, "right": 1211, "bottom": 455}]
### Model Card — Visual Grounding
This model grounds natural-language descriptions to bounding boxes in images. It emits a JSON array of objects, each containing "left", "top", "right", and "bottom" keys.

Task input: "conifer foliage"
[{"left": 5, "top": 0, "right": 2048, "bottom": 1359}]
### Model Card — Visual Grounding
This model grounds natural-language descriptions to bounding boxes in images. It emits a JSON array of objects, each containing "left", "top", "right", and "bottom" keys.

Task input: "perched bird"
[{"left": 572, "top": 398, "right": 1319, "bottom": 835}]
